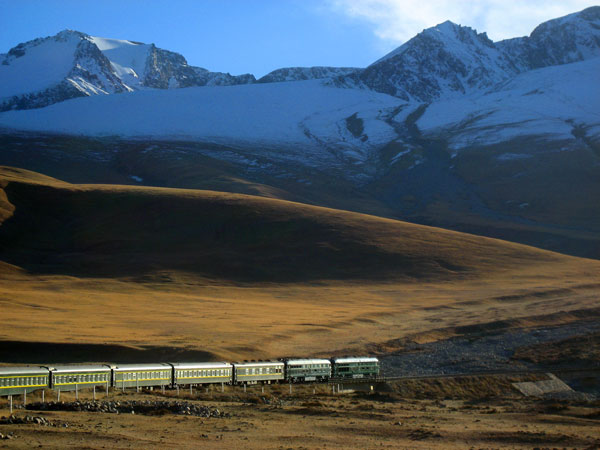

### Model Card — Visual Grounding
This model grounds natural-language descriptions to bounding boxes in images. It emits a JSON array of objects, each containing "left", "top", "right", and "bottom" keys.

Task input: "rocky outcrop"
[
  {"left": 497, "top": 6, "right": 600, "bottom": 70},
  {"left": 258, "top": 66, "right": 359, "bottom": 83},
  {"left": 143, "top": 46, "right": 255, "bottom": 89}
]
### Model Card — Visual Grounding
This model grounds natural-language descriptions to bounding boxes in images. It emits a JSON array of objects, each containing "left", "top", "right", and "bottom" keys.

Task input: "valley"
[{"left": 1, "top": 7, "right": 599, "bottom": 446}]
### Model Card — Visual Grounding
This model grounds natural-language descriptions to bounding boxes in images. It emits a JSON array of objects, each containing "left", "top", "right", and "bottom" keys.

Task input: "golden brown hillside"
[{"left": 0, "top": 166, "right": 598, "bottom": 361}]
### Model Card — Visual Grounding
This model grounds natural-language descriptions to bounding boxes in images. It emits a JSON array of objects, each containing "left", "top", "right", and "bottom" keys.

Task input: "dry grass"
[{"left": 0, "top": 166, "right": 599, "bottom": 362}]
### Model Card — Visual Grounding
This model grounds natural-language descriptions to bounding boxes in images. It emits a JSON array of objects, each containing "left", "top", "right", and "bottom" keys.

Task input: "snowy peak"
[
  {"left": 335, "top": 6, "right": 600, "bottom": 102},
  {"left": 0, "top": 30, "right": 255, "bottom": 111},
  {"left": 342, "top": 20, "right": 516, "bottom": 101},
  {"left": 374, "top": 20, "right": 493, "bottom": 64},
  {"left": 0, "top": 29, "right": 131, "bottom": 111}
]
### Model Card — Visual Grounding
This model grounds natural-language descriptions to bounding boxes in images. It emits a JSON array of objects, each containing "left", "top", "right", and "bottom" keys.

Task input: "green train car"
[
  {"left": 285, "top": 359, "right": 331, "bottom": 382},
  {"left": 48, "top": 365, "right": 111, "bottom": 392},
  {"left": 331, "top": 357, "right": 379, "bottom": 379},
  {"left": 233, "top": 361, "right": 284, "bottom": 384},
  {"left": 171, "top": 362, "right": 232, "bottom": 385},
  {"left": 0, "top": 366, "right": 49, "bottom": 396},
  {"left": 112, "top": 363, "right": 172, "bottom": 389}
]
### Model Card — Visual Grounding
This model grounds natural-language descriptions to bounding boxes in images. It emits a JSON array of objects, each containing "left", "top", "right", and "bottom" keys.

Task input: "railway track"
[{"left": 328, "top": 366, "right": 600, "bottom": 385}]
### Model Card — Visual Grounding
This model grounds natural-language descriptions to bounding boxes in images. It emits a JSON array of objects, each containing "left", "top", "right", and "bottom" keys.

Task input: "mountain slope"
[
  {"left": 0, "top": 55, "right": 598, "bottom": 259},
  {"left": 0, "top": 165, "right": 578, "bottom": 282},
  {"left": 0, "top": 79, "right": 401, "bottom": 176}
]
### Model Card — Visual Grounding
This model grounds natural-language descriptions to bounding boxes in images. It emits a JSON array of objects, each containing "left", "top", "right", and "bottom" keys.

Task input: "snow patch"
[
  {"left": 0, "top": 34, "right": 81, "bottom": 98},
  {"left": 89, "top": 36, "right": 152, "bottom": 89}
]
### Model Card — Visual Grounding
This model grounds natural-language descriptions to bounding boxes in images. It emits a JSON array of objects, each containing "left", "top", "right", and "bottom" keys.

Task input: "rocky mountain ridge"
[{"left": 2, "top": 6, "right": 598, "bottom": 110}]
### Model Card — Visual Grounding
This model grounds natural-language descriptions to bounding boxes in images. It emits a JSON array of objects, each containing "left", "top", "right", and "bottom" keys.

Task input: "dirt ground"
[{"left": 1, "top": 379, "right": 599, "bottom": 449}]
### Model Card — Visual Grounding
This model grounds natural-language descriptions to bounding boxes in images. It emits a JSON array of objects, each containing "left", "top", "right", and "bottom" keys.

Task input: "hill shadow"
[{"left": 0, "top": 340, "right": 216, "bottom": 364}]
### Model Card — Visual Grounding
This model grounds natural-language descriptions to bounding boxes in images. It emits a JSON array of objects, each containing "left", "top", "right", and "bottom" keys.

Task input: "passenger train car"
[
  {"left": 171, "top": 362, "right": 233, "bottom": 386},
  {"left": 47, "top": 365, "right": 111, "bottom": 392},
  {"left": 0, "top": 356, "right": 379, "bottom": 396},
  {"left": 233, "top": 361, "right": 284, "bottom": 384},
  {"left": 0, "top": 367, "right": 49, "bottom": 396},
  {"left": 111, "top": 363, "right": 172, "bottom": 389}
]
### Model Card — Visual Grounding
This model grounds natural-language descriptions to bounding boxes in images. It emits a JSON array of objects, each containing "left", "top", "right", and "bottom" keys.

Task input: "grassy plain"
[{"left": 0, "top": 166, "right": 598, "bottom": 362}]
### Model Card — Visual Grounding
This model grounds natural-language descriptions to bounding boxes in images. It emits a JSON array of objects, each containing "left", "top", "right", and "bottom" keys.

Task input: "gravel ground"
[
  {"left": 381, "top": 320, "right": 600, "bottom": 377},
  {"left": 21, "top": 400, "right": 229, "bottom": 417}
]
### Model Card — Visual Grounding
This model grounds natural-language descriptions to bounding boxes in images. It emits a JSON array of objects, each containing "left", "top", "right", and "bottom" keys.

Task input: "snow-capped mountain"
[
  {"left": 0, "top": 7, "right": 599, "bottom": 259},
  {"left": 0, "top": 30, "right": 255, "bottom": 111},
  {"left": 335, "top": 21, "right": 519, "bottom": 101},
  {"left": 2, "top": 7, "right": 599, "bottom": 110},
  {"left": 333, "top": 6, "right": 600, "bottom": 101}
]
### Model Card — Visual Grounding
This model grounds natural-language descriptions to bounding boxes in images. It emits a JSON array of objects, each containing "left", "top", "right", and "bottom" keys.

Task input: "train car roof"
[
  {"left": 111, "top": 363, "right": 172, "bottom": 371},
  {"left": 232, "top": 361, "right": 283, "bottom": 367},
  {"left": 46, "top": 365, "right": 111, "bottom": 373},
  {"left": 332, "top": 357, "right": 379, "bottom": 363},
  {"left": 170, "top": 362, "right": 232, "bottom": 370},
  {"left": 286, "top": 359, "right": 331, "bottom": 365},
  {"left": 0, "top": 366, "right": 49, "bottom": 375}
]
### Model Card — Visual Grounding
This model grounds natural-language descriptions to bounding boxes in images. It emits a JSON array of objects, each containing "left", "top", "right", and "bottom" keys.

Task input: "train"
[{"left": 0, "top": 356, "right": 380, "bottom": 397}]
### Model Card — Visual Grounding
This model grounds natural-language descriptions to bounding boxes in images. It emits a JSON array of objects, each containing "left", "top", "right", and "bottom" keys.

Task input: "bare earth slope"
[{"left": 0, "top": 166, "right": 598, "bottom": 361}]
